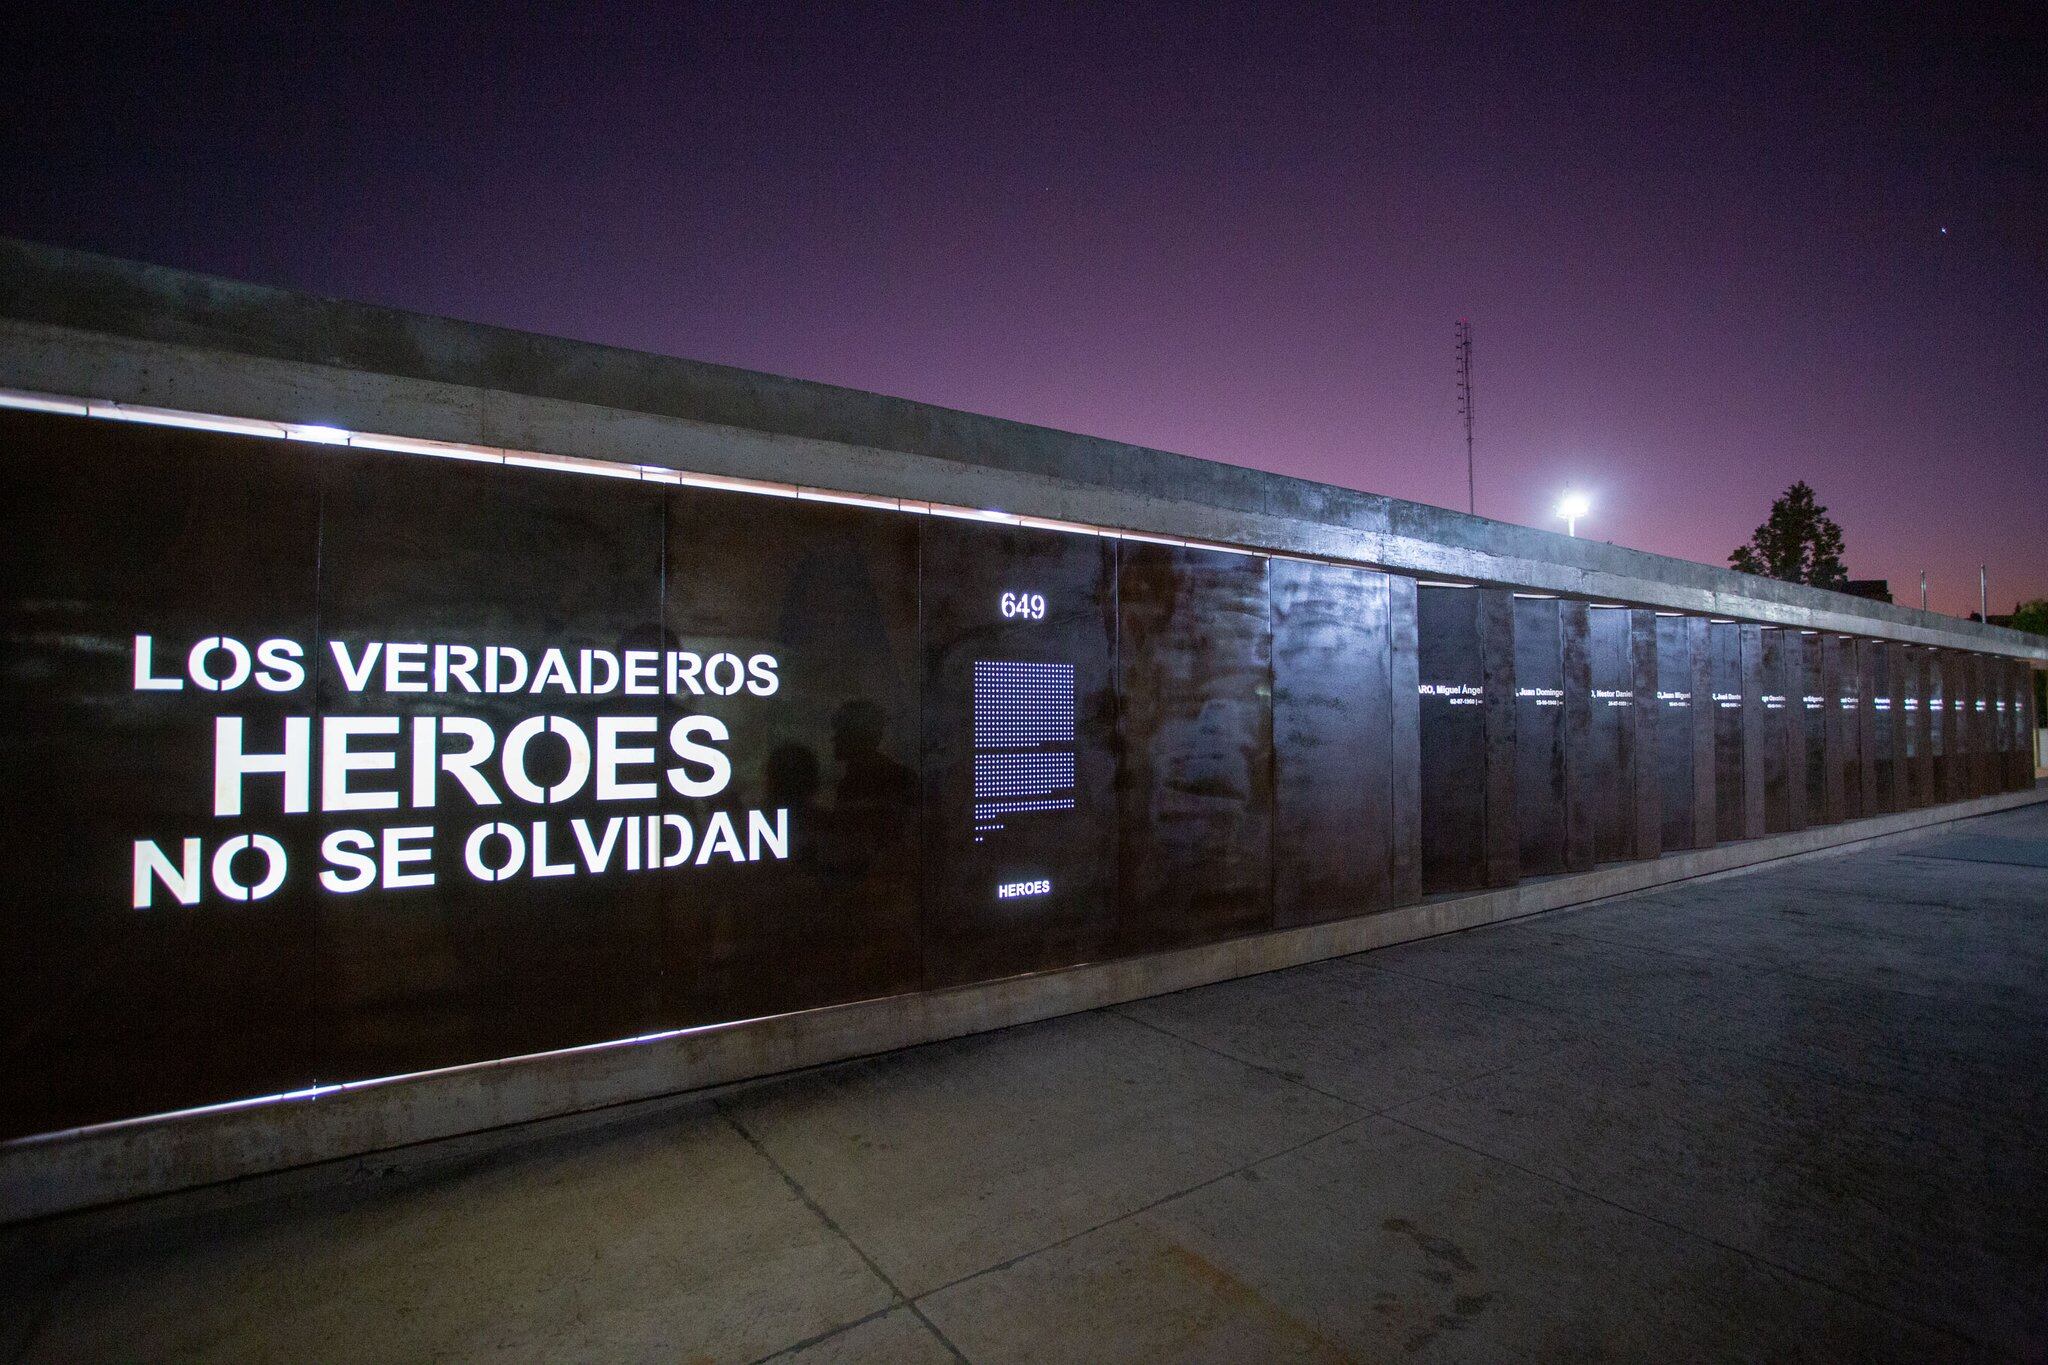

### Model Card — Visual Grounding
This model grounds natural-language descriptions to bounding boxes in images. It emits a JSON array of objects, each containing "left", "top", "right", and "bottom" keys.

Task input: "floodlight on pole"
[{"left": 1557, "top": 489, "right": 1590, "bottom": 537}]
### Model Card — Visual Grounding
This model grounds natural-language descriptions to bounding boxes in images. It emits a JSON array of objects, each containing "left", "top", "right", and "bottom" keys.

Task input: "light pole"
[{"left": 1557, "top": 489, "right": 1590, "bottom": 538}]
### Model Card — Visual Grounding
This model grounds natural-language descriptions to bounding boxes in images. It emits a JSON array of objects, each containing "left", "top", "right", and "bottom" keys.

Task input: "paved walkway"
[{"left": 7, "top": 801, "right": 2047, "bottom": 1362}]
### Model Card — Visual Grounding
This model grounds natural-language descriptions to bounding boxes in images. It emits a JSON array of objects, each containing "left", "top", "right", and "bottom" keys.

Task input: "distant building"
[{"left": 1842, "top": 579, "right": 1893, "bottom": 604}]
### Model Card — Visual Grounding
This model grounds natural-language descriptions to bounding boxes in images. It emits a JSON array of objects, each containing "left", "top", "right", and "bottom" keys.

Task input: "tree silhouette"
[{"left": 1729, "top": 482, "right": 1849, "bottom": 589}]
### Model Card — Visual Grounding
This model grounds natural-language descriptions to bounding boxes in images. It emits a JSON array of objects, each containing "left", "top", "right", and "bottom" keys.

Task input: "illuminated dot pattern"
[
  {"left": 973, "top": 660, "right": 1077, "bottom": 841},
  {"left": 974, "top": 752, "right": 1076, "bottom": 796},
  {"left": 974, "top": 661, "right": 1077, "bottom": 746}
]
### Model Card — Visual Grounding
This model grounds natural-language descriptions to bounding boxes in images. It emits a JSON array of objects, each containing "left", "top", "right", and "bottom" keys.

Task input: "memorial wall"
[{"left": 1, "top": 401, "right": 2040, "bottom": 1146}]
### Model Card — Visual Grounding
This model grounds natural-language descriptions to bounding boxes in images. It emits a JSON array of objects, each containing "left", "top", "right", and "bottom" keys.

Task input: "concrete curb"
[{"left": 5, "top": 785, "right": 2040, "bottom": 1225}]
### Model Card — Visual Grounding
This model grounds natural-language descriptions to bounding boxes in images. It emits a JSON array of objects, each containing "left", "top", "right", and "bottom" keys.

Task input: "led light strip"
[
  {"left": 3, "top": 387, "right": 2008, "bottom": 645},
  {"left": 0, "top": 385, "right": 1278, "bottom": 560},
  {"left": 0, "top": 1007, "right": 798, "bottom": 1148}
]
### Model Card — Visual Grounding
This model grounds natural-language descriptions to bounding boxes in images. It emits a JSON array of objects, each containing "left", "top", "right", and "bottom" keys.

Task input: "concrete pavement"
[{"left": 7, "top": 802, "right": 2047, "bottom": 1362}]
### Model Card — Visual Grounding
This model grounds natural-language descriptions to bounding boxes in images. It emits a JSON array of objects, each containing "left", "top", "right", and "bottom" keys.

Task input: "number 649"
[{"left": 1000, "top": 591, "right": 1046, "bottom": 620}]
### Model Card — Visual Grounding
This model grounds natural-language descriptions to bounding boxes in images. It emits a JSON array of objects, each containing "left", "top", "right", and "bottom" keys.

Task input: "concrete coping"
[{"left": 1, "top": 236, "right": 2042, "bottom": 661}]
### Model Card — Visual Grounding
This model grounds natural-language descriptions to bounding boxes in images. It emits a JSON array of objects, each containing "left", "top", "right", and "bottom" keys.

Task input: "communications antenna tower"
[{"left": 1455, "top": 319, "right": 1475, "bottom": 515}]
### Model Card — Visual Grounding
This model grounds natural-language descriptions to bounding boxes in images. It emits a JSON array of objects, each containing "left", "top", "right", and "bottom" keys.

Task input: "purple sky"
[{"left": 6, "top": 7, "right": 2043, "bottom": 616}]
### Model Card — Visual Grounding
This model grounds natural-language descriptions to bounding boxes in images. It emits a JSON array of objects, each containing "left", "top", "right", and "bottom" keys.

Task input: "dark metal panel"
[
  {"left": 2024, "top": 661, "right": 2039, "bottom": 791},
  {"left": 1739, "top": 625, "right": 1768, "bottom": 840},
  {"left": 1932, "top": 647, "right": 1954, "bottom": 802},
  {"left": 1923, "top": 647, "right": 1943, "bottom": 806},
  {"left": 2011, "top": 660, "right": 2034, "bottom": 792},
  {"left": 1855, "top": 639, "right": 1881, "bottom": 814},
  {"left": 1980, "top": 655, "right": 1996, "bottom": 795},
  {"left": 662, "top": 489, "right": 924, "bottom": 1024},
  {"left": 1512, "top": 597, "right": 1567, "bottom": 877},
  {"left": 1757, "top": 628, "right": 1797, "bottom": 834},
  {"left": 1869, "top": 642, "right": 1901, "bottom": 814},
  {"left": 1948, "top": 648, "right": 1964, "bottom": 799},
  {"left": 1908, "top": 646, "right": 1925, "bottom": 806},
  {"left": 1709, "top": 621, "right": 1746, "bottom": 841},
  {"left": 1936, "top": 648, "right": 1954, "bottom": 803},
  {"left": 1629, "top": 611, "right": 1661, "bottom": 859},
  {"left": 1832, "top": 638, "right": 1864, "bottom": 821},
  {"left": 1780, "top": 630, "right": 1809, "bottom": 830},
  {"left": 918, "top": 517, "right": 1117, "bottom": 986},
  {"left": 1985, "top": 656, "right": 2001, "bottom": 791},
  {"left": 1994, "top": 658, "right": 2014, "bottom": 792},
  {"left": 2008, "top": 661, "right": 2021, "bottom": 791},
  {"left": 1418, "top": 586, "right": 1488, "bottom": 893},
  {"left": 1802, "top": 634, "right": 1835, "bottom": 818},
  {"left": 1479, "top": 590, "right": 1520, "bottom": 888},
  {"left": 2022, "top": 661, "right": 2035, "bottom": 791},
  {"left": 1901, "top": 647, "right": 1930, "bottom": 808},
  {"left": 1559, "top": 601, "right": 1595, "bottom": 870},
  {"left": 1686, "top": 618, "right": 1716, "bottom": 848},
  {"left": 2015, "top": 658, "right": 2031, "bottom": 789},
  {"left": 1998, "top": 658, "right": 2013, "bottom": 791},
  {"left": 1974, "top": 654, "right": 1990, "bottom": 794},
  {"left": 1935, "top": 649, "right": 1953, "bottom": 801},
  {"left": 0, "top": 410, "right": 324, "bottom": 1139},
  {"left": 1967, "top": 653, "right": 1992, "bottom": 797},
  {"left": 316, "top": 447, "right": 676, "bottom": 1085},
  {"left": 1957, "top": 649, "right": 1976, "bottom": 796},
  {"left": 1387, "top": 575, "right": 1422, "bottom": 905},
  {"left": 1272, "top": 559, "right": 1394, "bottom": 927},
  {"left": 1653, "top": 615, "right": 1698, "bottom": 851},
  {"left": 1939, "top": 649, "right": 1955, "bottom": 803},
  {"left": 1945, "top": 648, "right": 1968, "bottom": 801},
  {"left": 1966, "top": 654, "right": 1982, "bottom": 794},
  {"left": 1810, "top": 638, "right": 1843, "bottom": 822},
  {"left": 1115, "top": 541, "right": 1273, "bottom": 952},
  {"left": 2023, "top": 662, "right": 2043, "bottom": 791},
  {"left": 1803, "top": 632, "right": 1837, "bottom": 824},
  {"left": 1961, "top": 649, "right": 1979, "bottom": 797},
  {"left": 1978, "top": 655, "right": 1994, "bottom": 789},
  {"left": 2015, "top": 660, "right": 2033, "bottom": 791},
  {"left": 1586, "top": 607, "right": 1638, "bottom": 862},
  {"left": 1889, "top": 645, "right": 1909, "bottom": 810}
]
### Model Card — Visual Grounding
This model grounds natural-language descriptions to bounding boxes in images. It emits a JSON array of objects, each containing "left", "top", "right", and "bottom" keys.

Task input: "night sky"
[{"left": 5, "top": 7, "right": 2043, "bottom": 616}]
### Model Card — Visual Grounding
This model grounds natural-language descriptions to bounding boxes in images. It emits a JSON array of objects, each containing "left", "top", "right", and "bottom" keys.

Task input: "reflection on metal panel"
[
  {"left": 1655, "top": 615, "right": 1698, "bottom": 850},
  {"left": 1513, "top": 596, "right": 1567, "bottom": 876},
  {"left": 1272, "top": 559, "right": 1396, "bottom": 927},
  {"left": 1710, "top": 621, "right": 1746, "bottom": 842},
  {"left": 1117, "top": 541, "right": 1273, "bottom": 952},
  {"left": 1586, "top": 606, "right": 1637, "bottom": 861}
]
